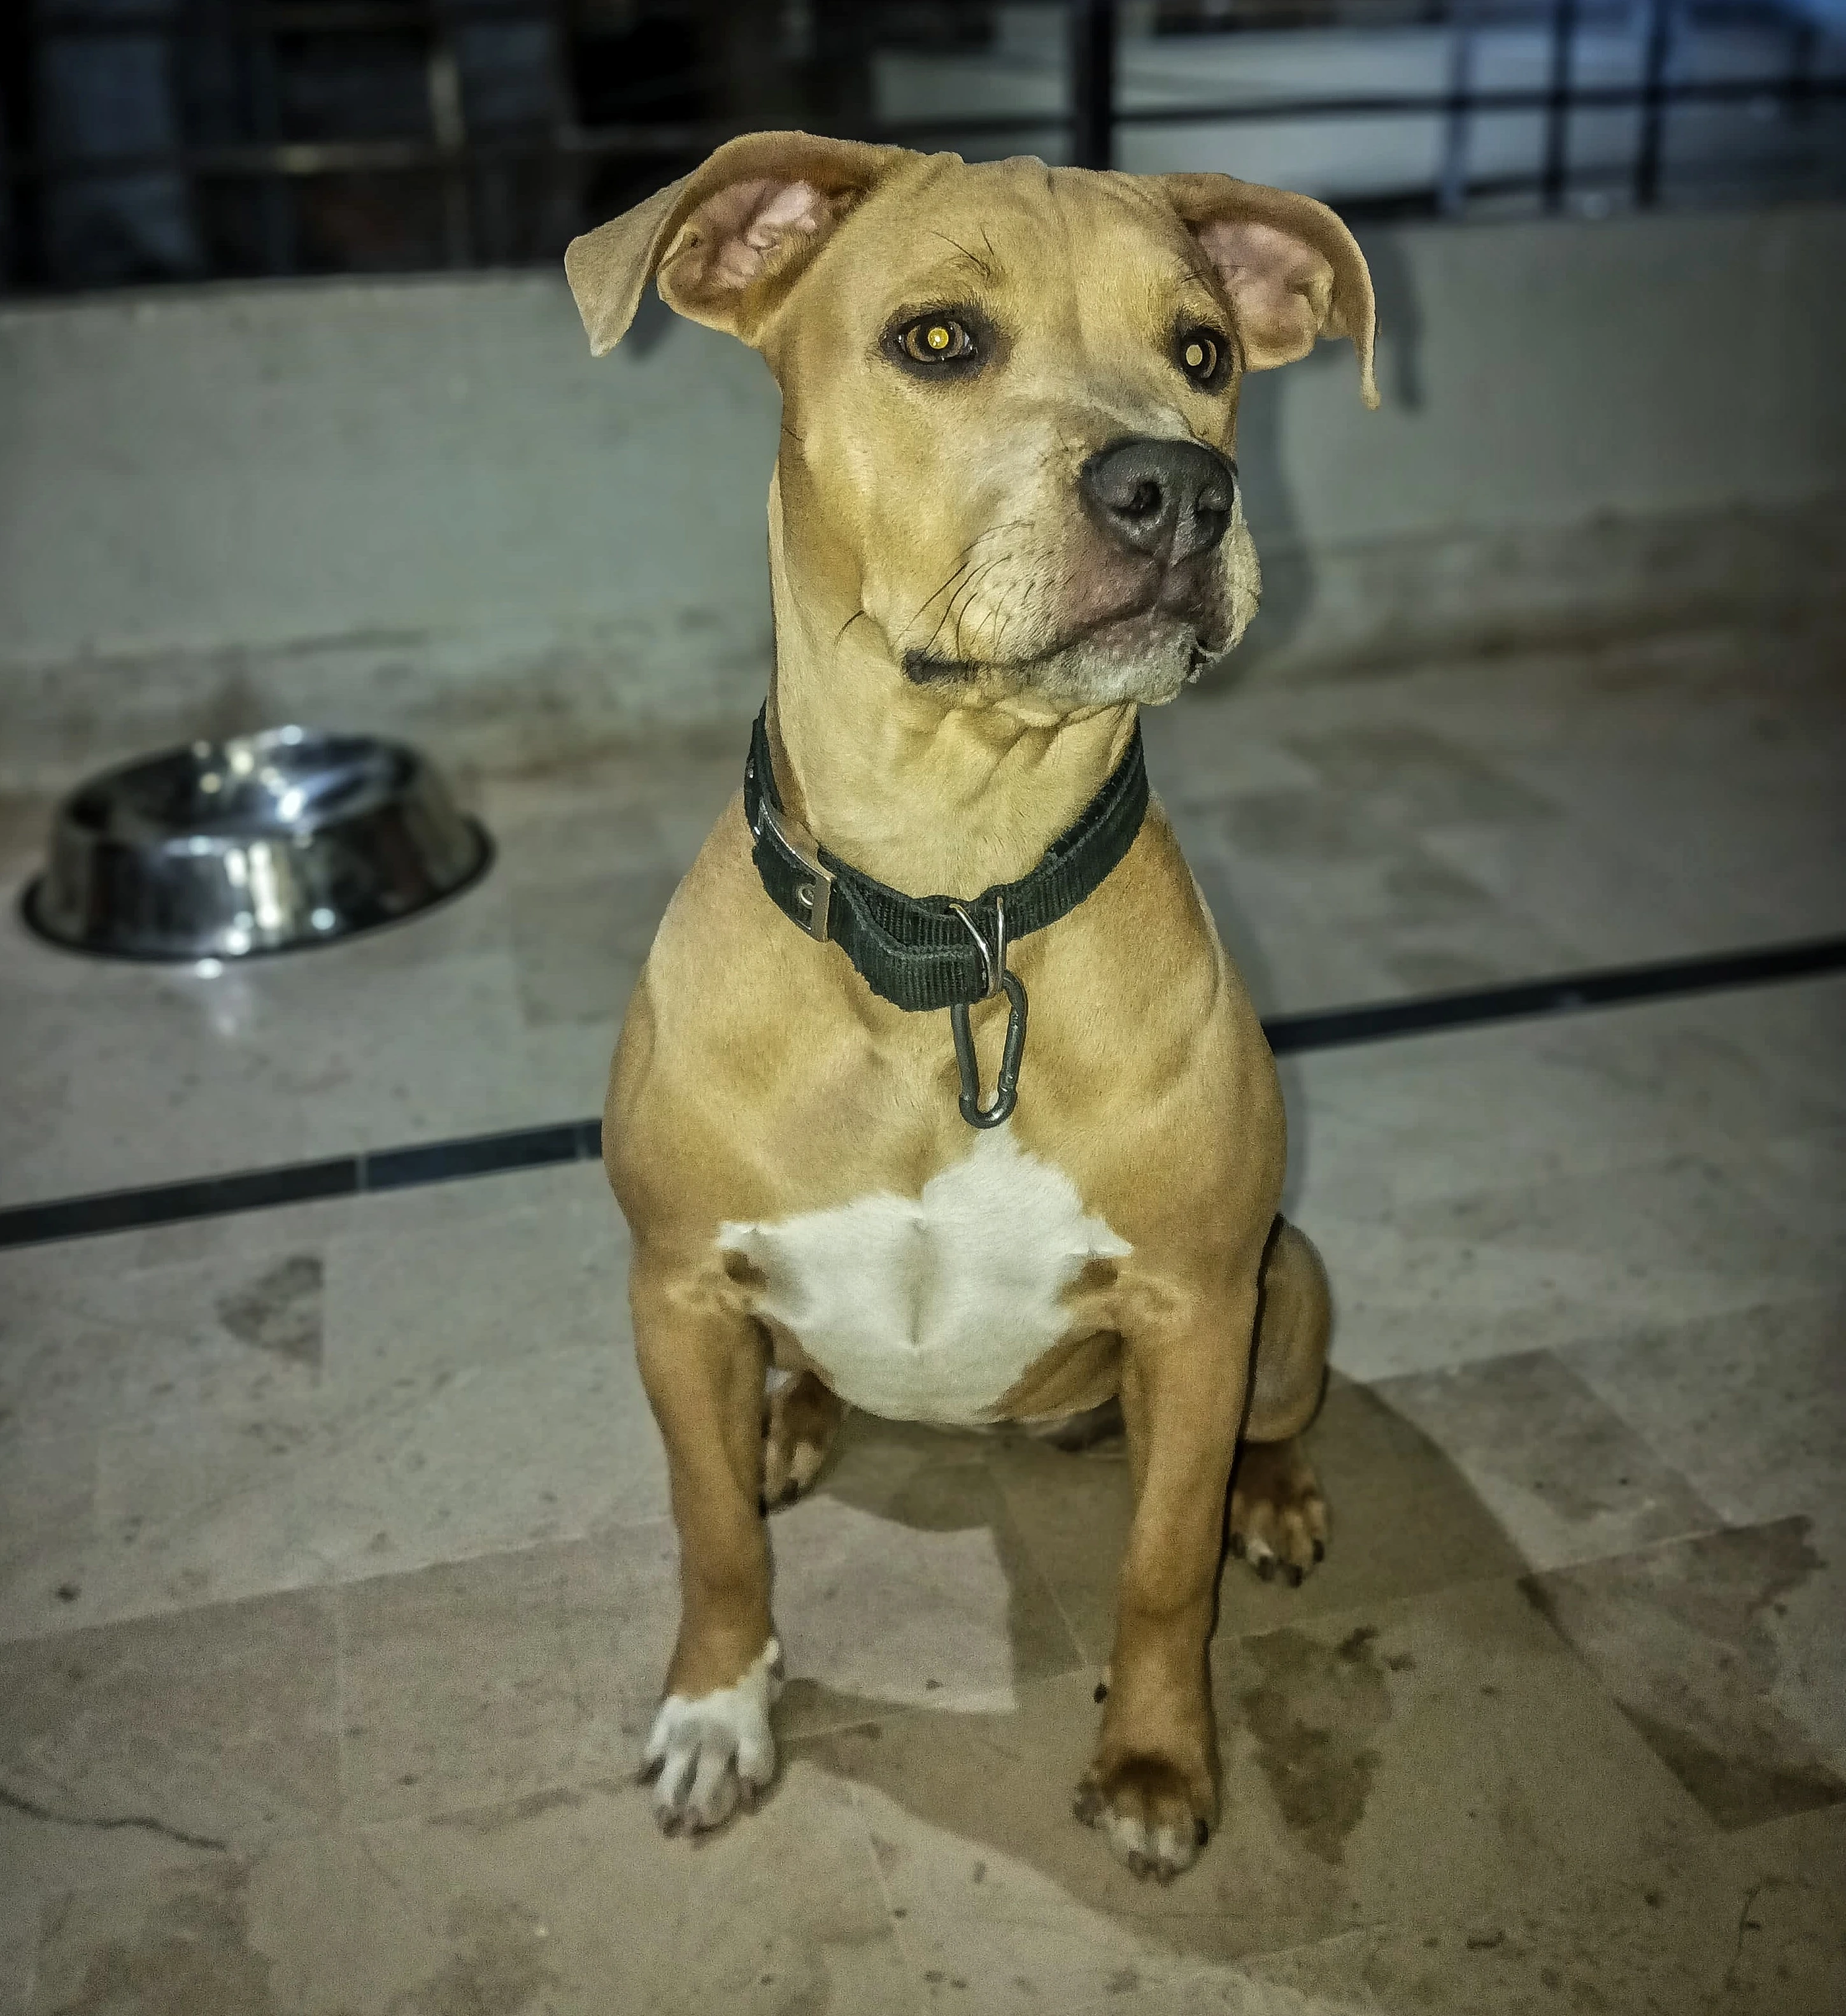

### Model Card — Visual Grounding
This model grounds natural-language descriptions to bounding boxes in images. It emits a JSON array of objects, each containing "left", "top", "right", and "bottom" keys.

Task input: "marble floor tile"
[
  {"left": 0, "top": 923, "right": 564, "bottom": 1207},
  {"left": 1705, "top": 1803, "right": 1846, "bottom": 2016},
  {"left": 1164, "top": 707, "right": 1573, "bottom": 1002},
  {"left": 522, "top": 1012, "right": 620, "bottom": 1120},
  {"left": 0, "top": 948, "right": 313, "bottom": 1209},
  {"left": 1525, "top": 1519, "right": 1846, "bottom": 1830},
  {"left": 1279, "top": 719, "right": 1562, "bottom": 835},
  {"left": 1140, "top": 710, "right": 1319, "bottom": 811},
  {"left": 507, "top": 862, "right": 680, "bottom": 1028},
  {"left": 1288, "top": 993, "right": 1831, "bottom": 1224},
  {"left": 1116, "top": 1934, "right": 1386, "bottom": 2015},
  {"left": 1342, "top": 1795, "right": 1846, "bottom": 2015},
  {"left": 987, "top": 1377, "right": 1526, "bottom": 1667},
  {"left": 337, "top": 1523, "right": 681, "bottom": 1827},
  {"left": 1305, "top": 1139, "right": 1837, "bottom": 1382},
  {"left": 1414, "top": 812, "right": 1747, "bottom": 969},
  {"left": 0, "top": 1235, "right": 329, "bottom": 1449},
  {"left": 319, "top": 1166, "right": 632, "bottom": 1389},
  {"left": 0, "top": 1588, "right": 340, "bottom": 1907},
  {"left": 811, "top": 1576, "right": 1729, "bottom": 2013},
  {"left": 1698, "top": 974, "right": 1846, "bottom": 1111},
  {"left": 1561, "top": 1293, "right": 1846, "bottom": 1528},
  {"left": 60, "top": 1336, "right": 668, "bottom": 1638},
  {"left": 0, "top": 1431, "right": 101, "bottom": 1649},
  {"left": 0, "top": 1161, "right": 648, "bottom": 1640},
  {"left": 1368, "top": 1349, "right": 1721, "bottom": 1571},
  {"left": 1188, "top": 857, "right": 1400, "bottom": 1023},
  {"left": 478, "top": 736, "right": 737, "bottom": 887},
  {"left": 0, "top": 1894, "right": 32, "bottom": 2016},
  {"left": 25, "top": 1756, "right": 916, "bottom": 2016},
  {"left": 1745, "top": 1121, "right": 1846, "bottom": 1268},
  {"left": 1193, "top": 845, "right": 1583, "bottom": 1014},
  {"left": 0, "top": 1335, "right": 660, "bottom": 1647},
  {"left": 772, "top": 1422, "right": 1081, "bottom": 1736},
  {"left": 1495, "top": 731, "right": 1846, "bottom": 956}
]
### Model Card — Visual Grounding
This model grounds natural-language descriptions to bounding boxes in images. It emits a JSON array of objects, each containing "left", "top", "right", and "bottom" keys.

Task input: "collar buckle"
[{"left": 758, "top": 797, "right": 835, "bottom": 942}]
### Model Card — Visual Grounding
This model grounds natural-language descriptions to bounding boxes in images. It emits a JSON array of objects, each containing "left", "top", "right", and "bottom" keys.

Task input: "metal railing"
[{"left": 3, "top": 0, "right": 1842, "bottom": 292}]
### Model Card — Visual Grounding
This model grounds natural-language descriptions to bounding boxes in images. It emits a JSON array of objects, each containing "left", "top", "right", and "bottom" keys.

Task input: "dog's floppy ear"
[
  {"left": 565, "top": 130, "right": 908, "bottom": 355},
  {"left": 1153, "top": 174, "right": 1378, "bottom": 408}
]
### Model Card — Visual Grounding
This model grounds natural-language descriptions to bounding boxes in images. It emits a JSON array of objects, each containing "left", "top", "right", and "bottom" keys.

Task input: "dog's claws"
[
  {"left": 1195, "top": 1817, "right": 1211, "bottom": 1849},
  {"left": 1312, "top": 1538, "right": 1326, "bottom": 1563},
  {"left": 1286, "top": 1563, "right": 1305, "bottom": 1588},
  {"left": 1256, "top": 1554, "right": 1276, "bottom": 1582}
]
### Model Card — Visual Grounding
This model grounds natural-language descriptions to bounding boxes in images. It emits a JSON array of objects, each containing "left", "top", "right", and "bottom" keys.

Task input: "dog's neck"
[{"left": 763, "top": 476, "right": 1139, "bottom": 900}]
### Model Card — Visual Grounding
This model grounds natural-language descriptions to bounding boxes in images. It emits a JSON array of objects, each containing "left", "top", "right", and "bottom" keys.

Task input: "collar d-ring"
[{"left": 949, "top": 895, "right": 1007, "bottom": 1000}]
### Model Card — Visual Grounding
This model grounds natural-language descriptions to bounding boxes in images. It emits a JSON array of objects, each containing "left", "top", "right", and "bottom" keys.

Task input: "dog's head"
[{"left": 567, "top": 134, "right": 1375, "bottom": 715}]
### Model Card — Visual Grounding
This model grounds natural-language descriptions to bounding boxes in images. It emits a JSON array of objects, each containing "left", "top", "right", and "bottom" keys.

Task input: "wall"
[{"left": 2, "top": 199, "right": 1842, "bottom": 784}]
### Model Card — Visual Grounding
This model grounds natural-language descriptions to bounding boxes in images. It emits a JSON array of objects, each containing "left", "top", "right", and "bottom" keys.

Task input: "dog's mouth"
[{"left": 903, "top": 586, "right": 1227, "bottom": 689}]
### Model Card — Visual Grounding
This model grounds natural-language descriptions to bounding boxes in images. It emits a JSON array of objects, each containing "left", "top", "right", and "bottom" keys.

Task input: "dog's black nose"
[{"left": 1081, "top": 437, "right": 1235, "bottom": 564}]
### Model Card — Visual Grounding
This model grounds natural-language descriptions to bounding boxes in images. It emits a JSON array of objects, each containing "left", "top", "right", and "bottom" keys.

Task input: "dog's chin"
[
  {"left": 906, "top": 611, "right": 1220, "bottom": 713},
  {"left": 1025, "top": 609, "right": 1217, "bottom": 708}
]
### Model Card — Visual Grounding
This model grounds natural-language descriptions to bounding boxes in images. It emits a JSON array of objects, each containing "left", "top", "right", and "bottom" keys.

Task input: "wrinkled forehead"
[{"left": 804, "top": 156, "right": 1221, "bottom": 346}]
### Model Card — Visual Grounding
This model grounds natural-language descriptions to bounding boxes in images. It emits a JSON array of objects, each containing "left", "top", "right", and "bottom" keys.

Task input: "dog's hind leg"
[
  {"left": 1228, "top": 1217, "right": 1331, "bottom": 1586},
  {"left": 762, "top": 1370, "right": 843, "bottom": 1508}
]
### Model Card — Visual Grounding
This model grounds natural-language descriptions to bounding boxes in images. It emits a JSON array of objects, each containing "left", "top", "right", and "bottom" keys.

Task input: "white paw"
[
  {"left": 1097, "top": 1805, "right": 1202, "bottom": 1882},
  {"left": 641, "top": 1638, "right": 783, "bottom": 1835}
]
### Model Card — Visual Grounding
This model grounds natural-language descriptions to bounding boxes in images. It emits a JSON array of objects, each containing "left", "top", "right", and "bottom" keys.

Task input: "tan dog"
[{"left": 565, "top": 132, "right": 1374, "bottom": 1881}]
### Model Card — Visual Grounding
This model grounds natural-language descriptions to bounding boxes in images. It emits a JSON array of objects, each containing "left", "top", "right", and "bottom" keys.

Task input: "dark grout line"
[
  {"left": 0, "top": 1122, "right": 604, "bottom": 1252},
  {"left": 2, "top": 932, "right": 1842, "bottom": 1252},
  {"left": 1263, "top": 932, "right": 1846, "bottom": 1055}
]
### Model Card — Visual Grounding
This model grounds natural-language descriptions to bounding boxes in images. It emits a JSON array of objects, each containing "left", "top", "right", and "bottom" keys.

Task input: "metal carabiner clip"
[{"left": 948, "top": 897, "right": 1029, "bottom": 1128}]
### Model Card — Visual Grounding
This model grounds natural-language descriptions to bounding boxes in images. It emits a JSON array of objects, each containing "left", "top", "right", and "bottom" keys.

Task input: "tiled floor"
[{"left": 0, "top": 618, "right": 1842, "bottom": 2012}]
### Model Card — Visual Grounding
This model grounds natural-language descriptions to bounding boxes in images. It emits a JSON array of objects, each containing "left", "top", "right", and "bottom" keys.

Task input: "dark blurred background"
[{"left": 5, "top": 0, "right": 1843, "bottom": 293}]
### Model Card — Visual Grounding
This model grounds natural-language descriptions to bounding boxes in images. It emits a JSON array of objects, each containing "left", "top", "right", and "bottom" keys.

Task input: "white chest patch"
[{"left": 718, "top": 1126, "right": 1130, "bottom": 1426}]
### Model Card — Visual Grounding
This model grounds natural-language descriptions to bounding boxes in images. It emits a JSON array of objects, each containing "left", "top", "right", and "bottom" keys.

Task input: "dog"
[{"left": 565, "top": 131, "right": 1375, "bottom": 1881}]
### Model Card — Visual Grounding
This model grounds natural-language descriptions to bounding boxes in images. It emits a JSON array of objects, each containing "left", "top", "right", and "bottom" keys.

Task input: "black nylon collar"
[{"left": 742, "top": 704, "right": 1149, "bottom": 1013}]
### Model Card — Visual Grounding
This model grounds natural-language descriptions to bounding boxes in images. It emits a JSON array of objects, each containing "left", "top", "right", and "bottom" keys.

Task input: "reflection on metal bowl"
[{"left": 22, "top": 727, "right": 492, "bottom": 962}]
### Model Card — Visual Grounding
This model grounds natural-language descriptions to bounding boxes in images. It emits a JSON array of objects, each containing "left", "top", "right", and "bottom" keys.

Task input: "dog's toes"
[
  {"left": 1229, "top": 1437, "right": 1329, "bottom": 1586},
  {"left": 762, "top": 1374, "right": 842, "bottom": 1511},
  {"left": 1075, "top": 1755, "right": 1215, "bottom": 1882},
  {"left": 643, "top": 1640, "right": 782, "bottom": 1838}
]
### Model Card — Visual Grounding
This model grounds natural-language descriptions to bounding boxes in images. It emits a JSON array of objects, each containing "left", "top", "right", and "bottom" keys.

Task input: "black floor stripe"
[
  {"left": 1263, "top": 932, "right": 1846, "bottom": 1054},
  {"left": 3, "top": 932, "right": 1841, "bottom": 1251}
]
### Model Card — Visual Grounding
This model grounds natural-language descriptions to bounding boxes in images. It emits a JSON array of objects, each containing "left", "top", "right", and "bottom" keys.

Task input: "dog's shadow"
[{"left": 767, "top": 1374, "right": 1531, "bottom": 1966}]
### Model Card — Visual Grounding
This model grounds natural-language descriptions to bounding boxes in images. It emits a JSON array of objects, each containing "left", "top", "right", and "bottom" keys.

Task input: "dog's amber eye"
[
  {"left": 1178, "top": 329, "right": 1224, "bottom": 386},
  {"left": 901, "top": 317, "right": 976, "bottom": 364}
]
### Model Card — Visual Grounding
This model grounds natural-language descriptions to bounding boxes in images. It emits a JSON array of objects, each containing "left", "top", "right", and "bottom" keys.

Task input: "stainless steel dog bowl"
[{"left": 22, "top": 727, "right": 491, "bottom": 961}]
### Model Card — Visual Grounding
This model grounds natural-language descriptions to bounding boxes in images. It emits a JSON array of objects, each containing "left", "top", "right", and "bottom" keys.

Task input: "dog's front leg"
[
  {"left": 631, "top": 1252, "right": 781, "bottom": 1835},
  {"left": 1076, "top": 1277, "right": 1256, "bottom": 1881}
]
